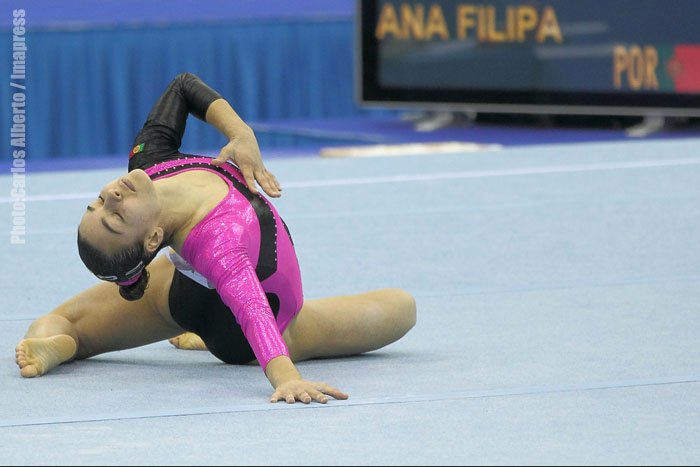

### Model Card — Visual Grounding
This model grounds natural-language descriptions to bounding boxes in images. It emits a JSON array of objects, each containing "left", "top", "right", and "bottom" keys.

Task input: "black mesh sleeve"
[{"left": 128, "top": 73, "right": 223, "bottom": 171}]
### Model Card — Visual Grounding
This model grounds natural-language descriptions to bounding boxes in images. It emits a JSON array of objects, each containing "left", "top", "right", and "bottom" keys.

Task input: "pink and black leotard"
[{"left": 127, "top": 73, "right": 303, "bottom": 370}]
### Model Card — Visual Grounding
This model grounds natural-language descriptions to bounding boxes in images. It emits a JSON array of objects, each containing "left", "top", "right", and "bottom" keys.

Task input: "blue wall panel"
[{"left": 1, "top": 14, "right": 376, "bottom": 161}]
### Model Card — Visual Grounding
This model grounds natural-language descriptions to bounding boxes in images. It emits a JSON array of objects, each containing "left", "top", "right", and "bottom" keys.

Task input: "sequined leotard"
[{"left": 128, "top": 73, "right": 303, "bottom": 370}]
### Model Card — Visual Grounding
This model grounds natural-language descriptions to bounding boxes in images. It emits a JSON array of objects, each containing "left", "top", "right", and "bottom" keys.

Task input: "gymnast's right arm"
[
  {"left": 181, "top": 216, "right": 347, "bottom": 404},
  {"left": 129, "top": 72, "right": 280, "bottom": 197}
]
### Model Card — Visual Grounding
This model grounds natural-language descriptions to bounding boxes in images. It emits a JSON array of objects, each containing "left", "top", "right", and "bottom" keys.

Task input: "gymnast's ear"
[{"left": 145, "top": 227, "right": 164, "bottom": 254}]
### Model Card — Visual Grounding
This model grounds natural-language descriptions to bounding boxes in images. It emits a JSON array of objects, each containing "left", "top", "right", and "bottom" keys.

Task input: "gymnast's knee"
[{"left": 387, "top": 288, "right": 417, "bottom": 332}]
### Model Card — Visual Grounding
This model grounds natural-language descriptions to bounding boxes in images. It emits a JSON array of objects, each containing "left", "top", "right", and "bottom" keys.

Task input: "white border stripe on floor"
[
  {"left": 1, "top": 157, "right": 700, "bottom": 204},
  {"left": 1, "top": 375, "right": 697, "bottom": 428}
]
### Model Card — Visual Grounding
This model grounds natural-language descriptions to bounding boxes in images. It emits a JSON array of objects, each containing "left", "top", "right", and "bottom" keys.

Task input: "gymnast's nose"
[{"left": 104, "top": 186, "right": 122, "bottom": 205}]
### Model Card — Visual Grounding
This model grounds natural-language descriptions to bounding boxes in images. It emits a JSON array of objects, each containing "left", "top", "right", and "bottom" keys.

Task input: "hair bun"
[{"left": 118, "top": 268, "right": 150, "bottom": 301}]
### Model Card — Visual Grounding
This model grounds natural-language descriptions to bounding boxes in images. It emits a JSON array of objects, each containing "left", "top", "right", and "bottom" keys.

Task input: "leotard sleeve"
[
  {"left": 128, "top": 72, "right": 223, "bottom": 171},
  {"left": 180, "top": 206, "right": 290, "bottom": 372}
]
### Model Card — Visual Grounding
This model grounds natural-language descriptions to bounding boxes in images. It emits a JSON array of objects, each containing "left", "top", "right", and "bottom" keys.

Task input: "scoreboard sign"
[{"left": 357, "top": 0, "right": 700, "bottom": 115}]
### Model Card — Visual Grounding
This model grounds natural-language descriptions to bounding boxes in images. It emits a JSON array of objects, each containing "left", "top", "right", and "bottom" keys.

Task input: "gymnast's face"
[{"left": 79, "top": 169, "right": 161, "bottom": 256}]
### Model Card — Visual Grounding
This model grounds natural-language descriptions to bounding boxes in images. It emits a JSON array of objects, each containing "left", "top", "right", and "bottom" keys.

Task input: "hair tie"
[
  {"left": 117, "top": 272, "right": 142, "bottom": 287},
  {"left": 114, "top": 260, "right": 145, "bottom": 286}
]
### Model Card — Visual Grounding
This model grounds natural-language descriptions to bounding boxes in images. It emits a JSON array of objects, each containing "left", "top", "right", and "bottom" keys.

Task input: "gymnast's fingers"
[
  {"left": 255, "top": 168, "right": 281, "bottom": 198},
  {"left": 270, "top": 388, "right": 298, "bottom": 404},
  {"left": 266, "top": 170, "right": 282, "bottom": 193},
  {"left": 308, "top": 389, "right": 329, "bottom": 404},
  {"left": 315, "top": 382, "right": 349, "bottom": 401},
  {"left": 240, "top": 165, "right": 259, "bottom": 195},
  {"left": 211, "top": 150, "right": 229, "bottom": 166}
]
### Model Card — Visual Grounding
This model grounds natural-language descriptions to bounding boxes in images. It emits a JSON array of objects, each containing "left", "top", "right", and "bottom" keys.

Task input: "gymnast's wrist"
[
  {"left": 229, "top": 127, "right": 256, "bottom": 144},
  {"left": 265, "top": 355, "right": 302, "bottom": 389}
]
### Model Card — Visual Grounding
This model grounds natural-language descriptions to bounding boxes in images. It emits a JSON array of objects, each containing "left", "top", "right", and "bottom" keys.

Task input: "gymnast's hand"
[
  {"left": 211, "top": 135, "right": 282, "bottom": 198},
  {"left": 270, "top": 378, "right": 349, "bottom": 404}
]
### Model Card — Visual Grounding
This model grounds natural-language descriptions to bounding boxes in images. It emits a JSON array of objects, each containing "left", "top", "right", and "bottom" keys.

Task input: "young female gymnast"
[{"left": 14, "top": 73, "right": 416, "bottom": 404}]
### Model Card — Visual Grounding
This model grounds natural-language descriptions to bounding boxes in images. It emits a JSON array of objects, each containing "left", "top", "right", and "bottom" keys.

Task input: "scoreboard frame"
[{"left": 356, "top": 0, "right": 700, "bottom": 117}]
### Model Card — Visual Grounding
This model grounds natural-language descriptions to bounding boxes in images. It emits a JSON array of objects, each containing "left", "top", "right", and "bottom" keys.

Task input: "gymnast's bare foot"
[
  {"left": 168, "top": 332, "right": 207, "bottom": 350},
  {"left": 15, "top": 335, "right": 77, "bottom": 377}
]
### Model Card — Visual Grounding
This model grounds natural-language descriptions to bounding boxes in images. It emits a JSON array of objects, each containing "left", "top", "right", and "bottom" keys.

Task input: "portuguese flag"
[
  {"left": 661, "top": 45, "right": 700, "bottom": 93},
  {"left": 129, "top": 143, "right": 145, "bottom": 159}
]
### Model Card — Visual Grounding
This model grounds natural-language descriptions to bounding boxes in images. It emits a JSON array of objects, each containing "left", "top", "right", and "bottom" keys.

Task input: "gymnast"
[{"left": 14, "top": 73, "right": 416, "bottom": 404}]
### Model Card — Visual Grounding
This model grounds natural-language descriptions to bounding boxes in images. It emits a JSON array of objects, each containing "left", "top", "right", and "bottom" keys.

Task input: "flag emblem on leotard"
[{"left": 129, "top": 143, "right": 145, "bottom": 158}]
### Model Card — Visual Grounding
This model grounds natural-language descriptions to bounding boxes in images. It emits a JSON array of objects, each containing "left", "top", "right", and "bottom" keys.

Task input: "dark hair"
[{"left": 77, "top": 230, "right": 160, "bottom": 301}]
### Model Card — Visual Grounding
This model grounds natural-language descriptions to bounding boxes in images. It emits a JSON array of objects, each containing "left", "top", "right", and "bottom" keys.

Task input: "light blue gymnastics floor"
[{"left": 1, "top": 138, "right": 699, "bottom": 465}]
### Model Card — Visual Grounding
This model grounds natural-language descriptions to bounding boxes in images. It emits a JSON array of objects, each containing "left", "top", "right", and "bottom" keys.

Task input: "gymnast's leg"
[
  {"left": 167, "top": 288, "right": 417, "bottom": 362},
  {"left": 282, "top": 288, "right": 417, "bottom": 362},
  {"left": 15, "top": 255, "right": 184, "bottom": 377}
]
